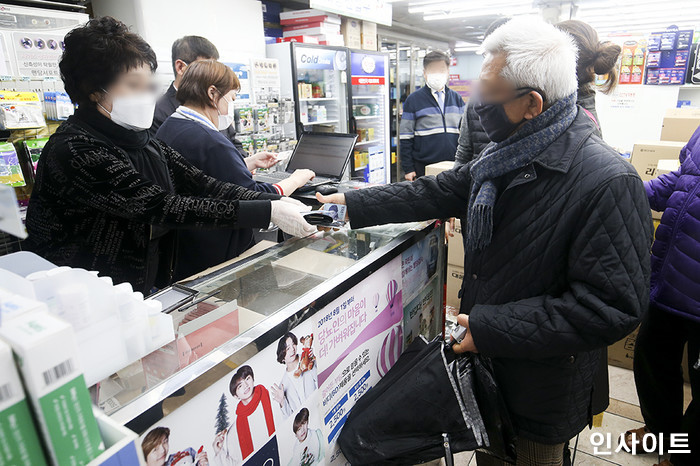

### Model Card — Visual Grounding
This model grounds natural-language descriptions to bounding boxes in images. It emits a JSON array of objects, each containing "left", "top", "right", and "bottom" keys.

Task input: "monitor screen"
[{"left": 286, "top": 133, "right": 356, "bottom": 178}]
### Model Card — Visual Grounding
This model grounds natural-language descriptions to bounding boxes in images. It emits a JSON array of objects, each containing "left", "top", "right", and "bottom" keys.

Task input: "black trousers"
[{"left": 634, "top": 303, "right": 700, "bottom": 465}]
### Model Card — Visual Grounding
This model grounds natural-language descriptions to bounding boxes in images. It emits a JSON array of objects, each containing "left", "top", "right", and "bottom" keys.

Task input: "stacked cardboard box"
[
  {"left": 629, "top": 140, "right": 685, "bottom": 220},
  {"left": 660, "top": 107, "right": 700, "bottom": 143},
  {"left": 425, "top": 161, "right": 464, "bottom": 309},
  {"left": 279, "top": 9, "right": 344, "bottom": 46}
]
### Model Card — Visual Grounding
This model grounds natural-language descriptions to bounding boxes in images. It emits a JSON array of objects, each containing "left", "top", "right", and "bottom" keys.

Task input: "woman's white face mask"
[
  {"left": 216, "top": 93, "right": 235, "bottom": 131},
  {"left": 99, "top": 89, "right": 156, "bottom": 131}
]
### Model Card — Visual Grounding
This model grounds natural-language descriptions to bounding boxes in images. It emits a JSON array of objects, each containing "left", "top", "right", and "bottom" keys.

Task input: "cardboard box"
[
  {"left": 282, "top": 25, "right": 340, "bottom": 37},
  {"left": 0, "top": 311, "right": 105, "bottom": 464},
  {"left": 630, "top": 140, "right": 685, "bottom": 219},
  {"left": 0, "top": 339, "right": 47, "bottom": 465},
  {"left": 284, "top": 21, "right": 341, "bottom": 33},
  {"left": 448, "top": 219, "right": 464, "bottom": 266},
  {"left": 446, "top": 264, "right": 464, "bottom": 309},
  {"left": 425, "top": 160, "right": 454, "bottom": 176},
  {"left": 341, "top": 18, "right": 362, "bottom": 49},
  {"left": 608, "top": 325, "right": 692, "bottom": 384},
  {"left": 361, "top": 20, "right": 377, "bottom": 51},
  {"left": 660, "top": 107, "right": 700, "bottom": 143}
]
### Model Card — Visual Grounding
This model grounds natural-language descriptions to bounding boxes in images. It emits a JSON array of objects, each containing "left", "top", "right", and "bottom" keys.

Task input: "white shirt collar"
[{"left": 175, "top": 105, "right": 218, "bottom": 131}]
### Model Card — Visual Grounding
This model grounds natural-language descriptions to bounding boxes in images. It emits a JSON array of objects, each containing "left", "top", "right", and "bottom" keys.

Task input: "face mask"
[
  {"left": 473, "top": 88, "right": 538, "bottom": 143},
  {"left": 99, "top": 90, "right": 156, "bottom": 131},
  {"left": 216, "top": 95, "right": 235, "bottom": 131},
  {"left": 425, "top": 73, "right": 448, "bottom": 91}
]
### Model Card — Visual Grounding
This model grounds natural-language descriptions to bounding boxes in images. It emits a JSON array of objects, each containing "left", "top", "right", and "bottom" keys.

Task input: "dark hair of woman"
[
  {"left": 557, "top": 20, "right": 622, "bottom": 95},
  {"left": 59, "top": 16, "right": 157, "bottom": 107}
]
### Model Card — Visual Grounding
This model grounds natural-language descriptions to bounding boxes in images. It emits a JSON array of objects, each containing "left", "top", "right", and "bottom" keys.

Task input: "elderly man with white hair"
[{"left": 319, "top": 17, "right": 653, "bottom": 465}]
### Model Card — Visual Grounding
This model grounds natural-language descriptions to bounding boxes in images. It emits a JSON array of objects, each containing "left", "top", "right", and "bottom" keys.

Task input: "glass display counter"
[{"left": 95, "top": 220, "right": 445, "bottom": 465}]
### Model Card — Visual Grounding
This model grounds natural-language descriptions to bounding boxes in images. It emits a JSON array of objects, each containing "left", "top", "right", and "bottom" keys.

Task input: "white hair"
[{"left": 480, "top": 16, "right": 578, "bottom": 102}]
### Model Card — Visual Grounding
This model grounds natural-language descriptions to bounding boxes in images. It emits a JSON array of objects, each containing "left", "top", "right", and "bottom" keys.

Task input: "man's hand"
[
  {"left": 316, "top": 192, "right": 346, "bottom": 207},
  {"left": 405, "top": 171, "right": 417, "bottom": 181},
  {"left": 446, "top": 218, "right": 456, "bottom": 239},
  {"left": 270, "top": 383, "right": 285, "bottom": 405},
  {"left": 452, "top": 314, "right": 478, "bottom": 354}
]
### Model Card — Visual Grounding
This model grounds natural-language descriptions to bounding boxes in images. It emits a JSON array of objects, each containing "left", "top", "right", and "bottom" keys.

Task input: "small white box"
[{"left": 0, "top": 311, "right": 105, "bottom": 465}]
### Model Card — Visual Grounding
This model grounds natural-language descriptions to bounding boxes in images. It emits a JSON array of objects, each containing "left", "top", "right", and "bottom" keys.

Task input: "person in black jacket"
[
  {"left": 25, "top": 17, "right": 314, "bottom": 294},
  {"left": 454, "top": 17, "right": 510, "bottom": 168},
  {"left": 156, "top": 60, "right": 315, "bottom": 280},
  {"left": 318, "top": 17, "right": 653, "bottom": 465},
  {"left": 149, "top": 35, "right": 249, "bottom": 155}
]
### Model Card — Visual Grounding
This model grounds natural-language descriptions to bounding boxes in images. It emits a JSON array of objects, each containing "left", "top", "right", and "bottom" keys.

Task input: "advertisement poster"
[
  {"left": 401, "top": 228, "right": 440, "bottom": 304},
  {"left": 137, "top": 232, "right": 442, "bottom": 466},
  {"left": 250, "top": 58, "right": 281, "bottom": 103},
  {"left": 139, "top": 315, "right": 326, "bottom": 466},
  {"left": 314, "top": 255, "right": 403, "bottom": 465},
  {"left": 403, "top": 276, "right": 440, "bottom": 347},
  {"left": 350, "top": 52, "right": 386, "bottom": 85},
  {"left": 224, "top": 63, "right": 252, "bottom": 103}
]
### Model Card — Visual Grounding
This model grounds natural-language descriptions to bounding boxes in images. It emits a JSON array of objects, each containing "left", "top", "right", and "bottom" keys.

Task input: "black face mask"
[{"left": 473, "top": 87, "right": 544, "bottom": 143}]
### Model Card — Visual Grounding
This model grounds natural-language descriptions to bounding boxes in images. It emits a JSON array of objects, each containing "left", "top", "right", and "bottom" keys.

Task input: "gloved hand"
[{"left": 270, "top": 200, "right": 316, "bottom": 237}]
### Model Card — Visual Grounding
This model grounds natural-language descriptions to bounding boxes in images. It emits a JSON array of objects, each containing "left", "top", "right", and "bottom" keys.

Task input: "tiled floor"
[{"left": 419, "top": 365, "right": 693, "bottom": 466}]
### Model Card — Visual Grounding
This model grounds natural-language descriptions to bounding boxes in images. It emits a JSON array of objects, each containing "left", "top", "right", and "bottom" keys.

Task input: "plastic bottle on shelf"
[{"left": 318, "top": 105, "right": 326, "bottom": 122}]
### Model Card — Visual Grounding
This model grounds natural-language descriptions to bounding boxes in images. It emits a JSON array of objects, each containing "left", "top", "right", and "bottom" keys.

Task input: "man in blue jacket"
[{"left": 400, "top": 51, "right": 465, "bottom": 180}]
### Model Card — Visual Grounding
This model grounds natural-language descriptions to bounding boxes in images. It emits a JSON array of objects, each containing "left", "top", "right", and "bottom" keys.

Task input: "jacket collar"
[
  {"left": 532, "top": 108, "right": 594, "bottom": 174},
  {"left": 503, "top": 108, "right": 596, "bottom": 191}
]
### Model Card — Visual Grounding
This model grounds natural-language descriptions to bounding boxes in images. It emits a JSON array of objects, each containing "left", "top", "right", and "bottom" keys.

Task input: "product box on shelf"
[
  {"left": 660, "top": 107, "right": 700, "bottom": 143},
  {"left": 279, "top": 9, "right": 340, "bottom": 26},
  {"left": 341, "top": 18, "right": 362, "bottom": 49},
  {"left": 0, "top": 339, "right": 47, "bottom": 465},
  {"left": 361, "top": 21, "right": 378, "bottom": 51},
  {"left": 630, "top": 140, "right": 685, "bottom": 219},
  {"left": 446, "top": 264, "right": 464, "bottom": 309},
  {"left": 448, "top": 219, "right": 464, "bottom": 266},
  {"left": 0, "top": 311, "right": 105, "bottom": 465}
]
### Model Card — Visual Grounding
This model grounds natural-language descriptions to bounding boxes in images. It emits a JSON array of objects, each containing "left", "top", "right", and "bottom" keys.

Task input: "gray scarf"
[{"left": 465, "top": 93, "right": 578, "bottom": 251}]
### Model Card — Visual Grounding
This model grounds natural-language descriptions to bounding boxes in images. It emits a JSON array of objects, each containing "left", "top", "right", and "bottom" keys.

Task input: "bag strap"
[{"left": 443, "top": 433, "right": 454, "bottom": 466}]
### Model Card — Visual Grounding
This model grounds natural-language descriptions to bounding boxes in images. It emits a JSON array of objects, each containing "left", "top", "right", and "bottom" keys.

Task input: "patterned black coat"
[
  {"left": 345, "top": 110, "right": 653, "bottom": 443},
  {"left": 26, "top": 107, "right": 279, "bottom": 292}
]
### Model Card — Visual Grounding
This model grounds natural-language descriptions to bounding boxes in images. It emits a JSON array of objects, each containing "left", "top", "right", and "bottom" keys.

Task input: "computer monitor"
[{"left": 286, "top": 132, "right": 357, "bottom": 180}]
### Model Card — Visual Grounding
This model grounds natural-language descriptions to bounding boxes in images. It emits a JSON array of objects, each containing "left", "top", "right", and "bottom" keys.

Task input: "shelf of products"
[
  {"left": 355, "top": 115, "right": 382, "bottom": 120},
  {"left": 355, "top": 139, "right": 383, "bottom": 146},
  {"left": 302, "top": 119, "right": 340, "bottom": 125}
]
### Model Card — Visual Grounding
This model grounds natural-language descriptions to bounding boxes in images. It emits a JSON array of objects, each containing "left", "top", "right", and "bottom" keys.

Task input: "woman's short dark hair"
[
  {"left": 176, "top": 60, "right": 240, "bottom": 108},
  {"left": 276, "top": 332, "right": 298, "bottom": 364},
  {"left": 423, "top": 51, "right": 450, "bottom": 69},
  {"left": 229, "top": 365, "right": 254, "bottom": 397},
  {"left": 59, "top": 16, "right": 157, "bottom": 107},
  {"left": 293, "top": 408, "right": 310, "bottom": 433}
]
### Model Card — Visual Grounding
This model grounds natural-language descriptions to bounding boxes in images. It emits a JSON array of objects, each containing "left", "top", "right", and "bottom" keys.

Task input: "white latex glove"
[
  {"left": 270, "top": 200, "right": 316, "bottom": 237},
  {"left": 279, "top": 196, "right": 310, "bottom": 211}
]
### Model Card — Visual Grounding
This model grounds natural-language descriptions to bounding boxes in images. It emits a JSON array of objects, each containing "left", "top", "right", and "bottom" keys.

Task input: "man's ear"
[
  {"left": 523, "top": 91, "right": 544, "bottom": 120},
  {"left": 174, "top": 59, "right": 188, "bottom": 76}
]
